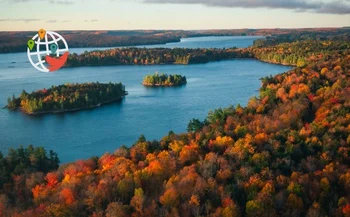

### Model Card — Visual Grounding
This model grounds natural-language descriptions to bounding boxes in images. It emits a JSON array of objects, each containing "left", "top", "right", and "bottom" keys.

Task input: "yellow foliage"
[
  {"left": 256, "top": 104, "right": 265, "bottom": 113},
  {"left": 146, "top": 153, "right": 156, "bottom": 162},
  {"left": 62, "top": 174, "right": 71, "bottom": 184},
  {"left": 169, "top": 140, "right": 184, "bottom": 153},
  {"left": 321, "top": 67, "right": 328, "bottom": 75},
  {"left": 211, "top": 136, "right": 233, "bottom": 147}
]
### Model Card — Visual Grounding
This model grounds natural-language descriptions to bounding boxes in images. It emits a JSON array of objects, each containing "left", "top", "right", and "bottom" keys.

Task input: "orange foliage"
[
  {"left": 254, "top": 133, "right": 268, "bottom": 146},
  {"left": 160, "top": 188, "right": 179, "bottom": 208},
  {"left": 179, "top": 143, "right": 199, "bottom": 164},
  {"left": 189, "top": 194, "right": 200, "bottom": 206},
  {"left": 60, "top": 188, "right": 75, "bottom": 205}
]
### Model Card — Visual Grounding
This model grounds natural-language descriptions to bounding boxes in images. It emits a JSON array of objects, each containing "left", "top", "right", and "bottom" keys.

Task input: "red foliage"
[{"left": 60, "top": 188, "right": 75, "bottom": 205}]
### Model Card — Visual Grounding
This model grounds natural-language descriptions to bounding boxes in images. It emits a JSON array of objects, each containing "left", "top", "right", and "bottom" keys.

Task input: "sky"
[{"left": 0, "top": 0, "right": 350, "bottom": 31}]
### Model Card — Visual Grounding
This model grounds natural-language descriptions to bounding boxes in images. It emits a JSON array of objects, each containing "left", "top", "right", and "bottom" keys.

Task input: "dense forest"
[
  {"left": 65, "top": 47, "right": 252, "bottom": 67},
  {"left": 7, "top": 82, "right": 127, "bottom": 115},
  {"left": 1, "top": 33, "right": 350, "bottom": 217},
  {"left": 0, "top": 31, "right": 181, "bottom": 54},
  {"left": 250, "top": 40, "right": 350, "bottom": 67},
  {"left": 65, "top": 38, "right": 350, "bottom": 69},
  {"left": 0, "top": 146, "right": 59, "bottom": 189},
  {"left": 142, "top": 73, "right": 187, "bottom": 86},
  {"left": 2, "top": 28, "right": 349, "bottom": 53}
]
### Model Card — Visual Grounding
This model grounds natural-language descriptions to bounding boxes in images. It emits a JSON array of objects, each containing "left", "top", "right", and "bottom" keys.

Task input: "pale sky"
[{"left": 1, "top": 0, "right": 350, "bottom": 31}]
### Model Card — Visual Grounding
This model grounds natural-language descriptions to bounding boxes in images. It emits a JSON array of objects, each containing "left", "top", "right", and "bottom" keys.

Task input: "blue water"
[
  {"left": 0, "top": 36, "right": 291, "bottom": 163},
  {"left": 69, "top": 36, "right": 264, "bottom": 54}
]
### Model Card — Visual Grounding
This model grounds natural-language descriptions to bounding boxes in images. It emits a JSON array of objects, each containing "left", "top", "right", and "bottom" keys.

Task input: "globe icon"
[{"left": 27, "top": 30, "right": 69, "bottom": 72}]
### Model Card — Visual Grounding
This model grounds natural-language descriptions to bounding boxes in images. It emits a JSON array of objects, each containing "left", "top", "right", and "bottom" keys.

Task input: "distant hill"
[{"left": 1, "top": 28, "right": 349, "bottom": 53}]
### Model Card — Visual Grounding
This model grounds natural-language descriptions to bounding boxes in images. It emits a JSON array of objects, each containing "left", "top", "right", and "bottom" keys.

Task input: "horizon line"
[{"left": 0, "top": 26, "right": 349, "bottom": 32}]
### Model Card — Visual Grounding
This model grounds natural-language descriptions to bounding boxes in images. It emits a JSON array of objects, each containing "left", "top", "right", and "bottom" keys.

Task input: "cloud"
[
  {"left": 47, "top": 19, "right": 57, "bottom": 23},
  {"left": 142, "top": 0, "right": 350, "bottom": 14},
  {"left": 0, "top": 18, "right": 41, "bottom": 22},
  {"left": 6, "top": 0, "right": 350, "bottom": 14}
]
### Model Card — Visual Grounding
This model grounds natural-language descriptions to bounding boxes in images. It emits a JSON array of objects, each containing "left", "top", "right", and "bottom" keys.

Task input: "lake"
[
  {"left": 0, "top": 36, "right": 291, "bottom": 163},
  {"left": 70, "top": 36, "right": 265, "bottom": 54}
]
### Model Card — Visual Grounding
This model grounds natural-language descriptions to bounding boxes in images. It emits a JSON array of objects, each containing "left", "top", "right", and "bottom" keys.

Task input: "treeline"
[
  {"left": 253, "top": 29, "right": 350, "bottom": 47},
  {"left": 65, "top": 47, "right": 253, "bottom": 67},
  {"left": 1, "top": 37, "right": 350, "bottom": 216},
  {"left": 66, "top": 40, "right": 349, "bottom": 68},
  {"left": 0, "top": 32, "right": 181, "bottom": 54},
  {"left": 7, "top": 82, "right": 127, "bottom": 114},
  {"left": 250, "top": 40, "right": 350, "bottom": 67},
  {"left": 142, "top": 73, "right": 187, "bottom": 86},
  {"left": 2, "top": 28, "right": 349, "bottom": 53},
  {"left": 64, "top": 34, "right": 181, "bottom": 49},
  {"left": 0, "top": 145, "right": 59, "bottom": 208}
]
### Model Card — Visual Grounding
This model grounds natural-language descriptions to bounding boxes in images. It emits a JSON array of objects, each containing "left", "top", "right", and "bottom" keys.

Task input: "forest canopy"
[
  {"left": 65, "top": 47, "right": 252, "bottom": 67},
  {"left": 7, "top": 82, "right": 127, "bottom": 115},
  {"left": 142, "top": 73, "right": 187, "bottom": 86}
]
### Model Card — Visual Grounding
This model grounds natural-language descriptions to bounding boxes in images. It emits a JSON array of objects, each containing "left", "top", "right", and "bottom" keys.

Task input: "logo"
[{"left": 27, "top": 29, "right": 69, "bottom": 72}]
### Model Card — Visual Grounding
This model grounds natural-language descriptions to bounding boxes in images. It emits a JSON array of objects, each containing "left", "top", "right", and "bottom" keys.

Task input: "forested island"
[
  {"left": 65, "top": 47, "right": 252, "bottom": 67},
  {"left": 1, "top": 31, "right": 350, "bottom": 217},
  {"left": 142, "top": 73, "right": 187, "bottom": 86},
  {"left": 7, "top": 82, "right": 127, "bottom": 115}
]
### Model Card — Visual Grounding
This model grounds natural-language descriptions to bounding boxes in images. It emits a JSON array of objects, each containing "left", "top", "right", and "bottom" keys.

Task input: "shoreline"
[
  {"left": 64, "top": 58, "right": 251, "bottom": 68},
  {"left": 0, "top": 34, "right": 264, "bottom": 54},
  {"left": 65, "top": 57, "right": 296, "bottom": 68},
  {"left": 0, "top": 38, "right": 182, "bottom": 54},
  {"left": 142, "top": 82, "right": 187, "bottom": 87},
  {"left": 16, "top": 95, "right": 127, "bottom": 116}
]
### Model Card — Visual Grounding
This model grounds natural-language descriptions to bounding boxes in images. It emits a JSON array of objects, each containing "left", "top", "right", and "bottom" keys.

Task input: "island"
[
  {"left": 142, "top": 73, "right": 187, "bottom": 87},
  {"left": 6, "top": 82, "right": 127, "bottom": 115},
  {"left": 65, "top": 47, "right": 253, "bottom": 67}
]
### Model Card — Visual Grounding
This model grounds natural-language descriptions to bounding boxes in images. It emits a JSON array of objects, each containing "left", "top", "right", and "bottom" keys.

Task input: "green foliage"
[
  {"left": 187, "top": 118, "right": 205, "bottom": 132},
  {"left": 66, "top": 47, "right": 251, "bottom": 67},
  {"left": 0, "top": 145, "right": 59, "bottom": 188},
  {"left": 7, "top": 82, "right": 127, "bottom": 114},
  {"left": 7, "top": 94, "right": 20, "bottom": 109},
  {"left": 207, "top": 106, "right": 236, "bottom": 125},
  {"left": 142, "top": 73, "right": 187, "bottom": 86},
  {"left": 251, "top": 40, "right": 350, "bottom": 66}
]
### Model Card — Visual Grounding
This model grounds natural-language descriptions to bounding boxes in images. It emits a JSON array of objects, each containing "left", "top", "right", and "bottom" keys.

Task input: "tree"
[
  {"left": 160, "top": 188, "right": 179, "bottom": 208},
  {"left": 187, "top": 118, "right": 204, "bottom": 132},
  {"left": 131, "top": 188, "right": 145, "bottom": 216},
  {"left": 106, "top": 202, "right": 130, "bottom": 217}
]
